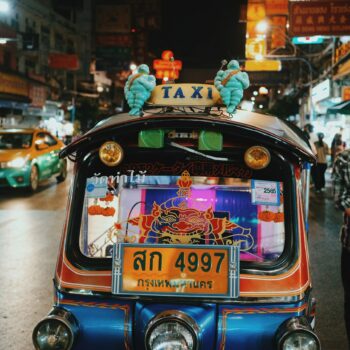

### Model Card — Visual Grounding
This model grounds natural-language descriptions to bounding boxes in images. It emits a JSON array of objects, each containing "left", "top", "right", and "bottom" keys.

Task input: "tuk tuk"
[{"left": 32, "top": 67, "right": 319, "bottom": 350}]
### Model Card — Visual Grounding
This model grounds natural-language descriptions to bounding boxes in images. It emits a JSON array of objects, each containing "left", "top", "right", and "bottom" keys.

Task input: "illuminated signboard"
[
  {"left": 342, "top": 86, "right": 350, "bottom": 101},
  {"left": 153, "top": 50, "right": 182, "bottom": 81},
  {"left": 147, "top": 83, "right": 221, "bottom": 107},
  {"left": 289, "top": 1, "right": 350, "bottom": 37},
  {"left": 292, "top": 36, "right": 324, "bottom": 45},
  {"left": 245, "top": 60, "right": 282, "bottom": 71},
  {"left": 245, "top": 37, "right": 266, "bottom": 60},
  {"left": 311, "top": 79, "right": 331, "bottom": 103}
]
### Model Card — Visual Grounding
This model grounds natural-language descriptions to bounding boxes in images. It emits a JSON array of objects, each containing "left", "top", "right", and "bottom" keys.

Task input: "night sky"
[{"left": 150, "top": 0, "right": 247, "bottom": 69}]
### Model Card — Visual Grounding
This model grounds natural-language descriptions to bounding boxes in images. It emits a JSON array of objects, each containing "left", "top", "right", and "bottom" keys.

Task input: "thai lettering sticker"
[
  {"left": 86, "top": 177, "right": 108, "bottom": 198},
  {"left": 251, "top": 180, "right": 280, "bottom": 206}
]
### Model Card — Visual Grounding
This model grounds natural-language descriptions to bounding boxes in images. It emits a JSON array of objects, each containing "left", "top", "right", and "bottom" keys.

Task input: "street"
[
  {"left": 0, "top": 173, "right": 71, "bottom": 350},
  {"left": 0, "top": 169, "right": 348, "bottom": 350}
]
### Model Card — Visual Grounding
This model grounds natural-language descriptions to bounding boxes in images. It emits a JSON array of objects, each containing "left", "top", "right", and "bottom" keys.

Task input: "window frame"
[{"left": 65, "top": 147, "right": 298, "bottom": 276}]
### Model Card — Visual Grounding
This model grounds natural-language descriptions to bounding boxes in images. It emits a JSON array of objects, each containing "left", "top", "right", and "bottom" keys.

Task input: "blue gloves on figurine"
[
  {"left": 214, "top": 60, "right": 250, "bottom": 114},
  {"left": 124, "top": 64, "right": 156, "bottom": 116}
]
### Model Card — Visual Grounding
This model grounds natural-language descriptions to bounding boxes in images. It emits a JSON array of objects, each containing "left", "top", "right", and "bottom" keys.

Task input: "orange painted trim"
[
  {"left": 219, "top": 303, "right": 308, "bottom": 350},
  {"left": 55, "top": 176, "right": 310, "bottom": 298}
]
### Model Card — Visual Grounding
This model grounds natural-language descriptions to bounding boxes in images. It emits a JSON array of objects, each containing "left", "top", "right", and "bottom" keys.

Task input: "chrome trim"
[
  {"left": 276, "top": 317, "right": 321, "bottom": 350},
  {"left": 61, "top": 285, "right": 307, "bottom": 304},
  {"left": 145, "top": 310, "right": 200, "bottom": 350},
  {"left": 32, "top": 307, "right": 78, "bottom": 350}
]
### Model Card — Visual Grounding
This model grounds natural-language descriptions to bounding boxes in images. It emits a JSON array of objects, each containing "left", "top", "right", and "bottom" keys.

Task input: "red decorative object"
[
  {"left": 88, "top": 204, "right": 115, "bottom": 216},
  {"left": 48, "top": 53, "right": 80, "bottom": 70},
  {"left": 274, "top": 212, "right": 284, "bottom": 223},
  {"left": 258, "top": 211, "right": 276, "bottom": 222},
  {"left": 153, "top": 50, "right": 182, "bottom": 82},
  {"left": 99, "top": 193, "right": 114, "bottom": 202}
]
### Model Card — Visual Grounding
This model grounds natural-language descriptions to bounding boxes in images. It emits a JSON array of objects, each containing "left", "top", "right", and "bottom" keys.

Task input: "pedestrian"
[
  {"left": 302, "top": 124, "right": 317, "bottom": 144},
  {"left": 331, "top": 131, "right": 346, "bottom": 165},
  {"left": 333, "top": 149, "right": 350, "bottom": 348},
  {"left": 313, "top": 132, "right": 329, "bottom": 192}
]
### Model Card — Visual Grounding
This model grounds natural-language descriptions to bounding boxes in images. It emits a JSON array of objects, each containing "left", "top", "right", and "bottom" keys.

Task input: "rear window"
[{"left": 80, "top": 172, "right": 285, "bottom": 263}]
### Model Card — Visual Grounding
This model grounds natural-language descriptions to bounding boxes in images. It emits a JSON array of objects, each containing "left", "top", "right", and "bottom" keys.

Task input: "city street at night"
[
  {"left": 1, "top": 0, "right": 350, "bottom": 349},
  {"left": 0, "top": 171, "right": 71, "bottom": 350}
]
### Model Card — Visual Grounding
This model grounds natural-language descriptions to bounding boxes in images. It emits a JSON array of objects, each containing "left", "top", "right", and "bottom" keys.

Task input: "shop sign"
[
  {"left": 0, "top": 72, "right": 28, "bottom": 97},
  {"left": 265, "top": 0, "right": 288, "bottom": 16},
  {"left": 95, "top": 34, "right": 132, "bottom": 48},
  {"left": 245, "top": 59, "right": 281, "bottom": 71},
  {"left": 292, "top": 36, "right": 324, "bottom": 45},
  {"left": 95, "top": 5, "right": 130, "bottom": 33},
  {"left": 335, "top": 41, "right": 350, "bottom": 65},
  {"left": 96, "top": 47, "right": 131, "bottom": 59},
  {"left": 342, "top": 86, "right": 350, "bottom": 101},
  {"left": 336, "top": 59, "right": 350, "bottom": 79},
  {"left": 271, "top": 16, "right": 287, "bottom": 49},
  {"left": 48, "top": 54, "right": 79, "bottom": 70},
  {"left": 29, "top": 85, "right": 47, "bottom": 108},
  {"left": 289, "top": 1, "right": 350, "bottom": 37},
  {"left": 247, "top": 1, "right": 266, "bottom": 22},
  {"left": 153, "top": 50, "right": 182, "bottom": 80},
  {"left": 311, "top": 79, "right": 331, "bottom": 103},
  {"left": 245, "top": 37, "right": 266, "bottom": 59}
]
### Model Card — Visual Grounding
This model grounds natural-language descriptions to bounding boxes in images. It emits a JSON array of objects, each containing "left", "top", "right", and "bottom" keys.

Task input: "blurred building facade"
[
  {"left": 0, "top": 0, "right": 92, "bottom": 138},
  {"left": 239, "top": 0, "right": 350, "bottom": 147}
]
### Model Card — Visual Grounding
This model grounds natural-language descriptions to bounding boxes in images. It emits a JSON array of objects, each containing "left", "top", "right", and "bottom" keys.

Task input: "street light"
[
  {"left": 129, "top": 63, "right": 137, "bottom": 72},
  {"left": 259, "top": 86, "right": 269, "bottom": 95},
  {"left": 255, "top": 19, "right": 297, "bottom": 57},
  {"left": 255, "top": 20, "right": 269, "bottom": 34},
  {"left": 0, "top": 1, "right": 9, "bottom": 13}
]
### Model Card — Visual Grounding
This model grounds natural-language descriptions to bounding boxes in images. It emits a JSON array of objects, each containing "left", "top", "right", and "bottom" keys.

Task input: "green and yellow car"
[{"left": 0, "top": 128, "right": 67, "bottom": 191}]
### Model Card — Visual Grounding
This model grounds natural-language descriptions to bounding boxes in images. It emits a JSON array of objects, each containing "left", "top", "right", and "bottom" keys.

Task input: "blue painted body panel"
[
  {"left": 56, "top": 291, "right": 133, "bottom": 350},
  {"left": 134, "top": 302, "right": 217, "bottom": 350},
  {"left": 55, "top": 290, "right": 309, "bottom": 350},
  {"left": 216, "top": 302, "right": 307, "bottom": 349}
]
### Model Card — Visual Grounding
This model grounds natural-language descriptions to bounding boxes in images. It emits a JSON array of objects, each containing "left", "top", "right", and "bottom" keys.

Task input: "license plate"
[{"left": 112, "top": 243, "right": 240, "bottom": 298}]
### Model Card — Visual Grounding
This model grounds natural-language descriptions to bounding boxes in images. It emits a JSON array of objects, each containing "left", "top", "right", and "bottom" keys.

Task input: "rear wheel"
[
  {"left": 56, "top": 160, "right": 67, "bottom": 183},
  {"left": 28, "top": 165, "right": 39, "bottom": 192}
]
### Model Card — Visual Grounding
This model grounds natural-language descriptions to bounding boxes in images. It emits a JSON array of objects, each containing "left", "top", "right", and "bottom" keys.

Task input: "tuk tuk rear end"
[{"left": 32, "top": 82, "right": 319, "bottom": 350}]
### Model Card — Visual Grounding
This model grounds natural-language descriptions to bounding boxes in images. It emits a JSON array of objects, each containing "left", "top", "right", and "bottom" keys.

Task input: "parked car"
[{"left": 0, "top": 128, "right": 67, "bottom": 191}]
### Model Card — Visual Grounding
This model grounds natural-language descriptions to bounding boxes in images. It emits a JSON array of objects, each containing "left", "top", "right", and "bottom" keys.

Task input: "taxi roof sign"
[{"left": 147, "top": 83, "right": 222, "bottom": 107}]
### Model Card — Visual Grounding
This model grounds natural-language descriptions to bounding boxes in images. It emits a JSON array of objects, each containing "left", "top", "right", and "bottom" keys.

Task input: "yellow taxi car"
[{"left": 0, "top": 128, "right": 67, "bottom": 192}]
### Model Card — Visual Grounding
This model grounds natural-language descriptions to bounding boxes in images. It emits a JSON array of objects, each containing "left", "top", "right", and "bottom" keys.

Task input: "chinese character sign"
[{"left": 289, "top": 1, "right": 350, "bottom": 36}]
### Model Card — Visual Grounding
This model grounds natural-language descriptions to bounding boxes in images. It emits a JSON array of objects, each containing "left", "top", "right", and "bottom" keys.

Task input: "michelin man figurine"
[
  {"left": 214, "top": 60, "right": 250, "bottom": 114},
  {"left": 124, "top": 64, "right": 156, "bottom": 116}
]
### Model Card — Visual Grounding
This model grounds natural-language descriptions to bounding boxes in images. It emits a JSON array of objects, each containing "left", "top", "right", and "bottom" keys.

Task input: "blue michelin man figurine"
[
  {"left": 124, "top": 64, "right": 156, "bottom": 116},
  {"left": 214, "top": 60, "right": 250, "bottom": 114}
]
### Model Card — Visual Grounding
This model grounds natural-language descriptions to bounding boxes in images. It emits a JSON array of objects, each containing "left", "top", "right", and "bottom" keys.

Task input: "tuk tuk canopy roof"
[{"left": 61, "top": 109, "right": 315, "bottom": 162}]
